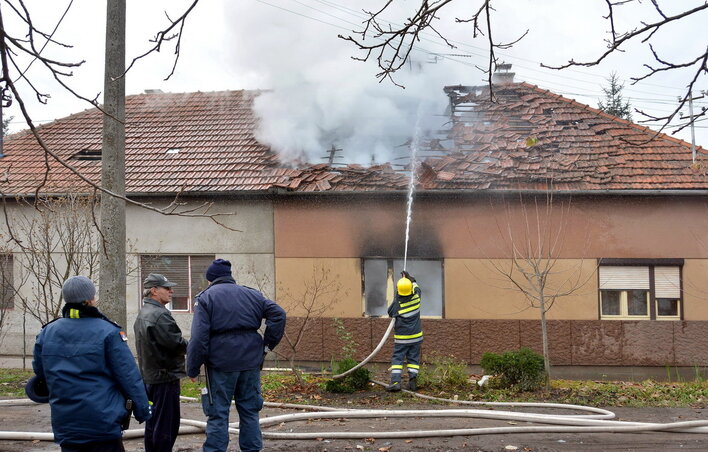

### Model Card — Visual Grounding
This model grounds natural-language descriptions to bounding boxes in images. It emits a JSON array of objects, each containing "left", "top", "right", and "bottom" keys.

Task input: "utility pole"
[
  {"left": 99, "top": 0, "right": 127, "bottom": 326},
  {"left": 679, "top": 91, "right": 705, "bottom": 164}
]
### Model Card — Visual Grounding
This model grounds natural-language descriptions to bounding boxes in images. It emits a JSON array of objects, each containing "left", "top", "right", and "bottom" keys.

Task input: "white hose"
[
  {"left": 3, "top": 322, "right": 707, "bottom": 443},
  {"left": 3, "top": 391, "right": 708, "bottom": 442},
  {"left": 331, "top": 317, "right": 395, "bottom": 379}
]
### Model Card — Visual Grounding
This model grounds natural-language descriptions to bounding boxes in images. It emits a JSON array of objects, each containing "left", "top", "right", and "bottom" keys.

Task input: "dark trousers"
[
  {"left": 145, "top": 380, "right": 182, "bottom": 452},
  {"left": 390, "top": 341, "right": 422, "bottom": 383},
  {"left": 203, "top": 368, "right": 264, "bottom": 452},
  {"left": 61, "top": 439, "right": 125, "bottom": 452}
]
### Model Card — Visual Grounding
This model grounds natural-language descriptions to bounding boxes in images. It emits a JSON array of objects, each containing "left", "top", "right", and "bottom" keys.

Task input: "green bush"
[
  {"left": 417, "top": 354, "right": 469, "bottom": 390},
  {"left": 480, "top": 348, "right": 546, "bottom": 391},
  {"left": 325, "top": 357, "right": 371, "bottom": 393}
]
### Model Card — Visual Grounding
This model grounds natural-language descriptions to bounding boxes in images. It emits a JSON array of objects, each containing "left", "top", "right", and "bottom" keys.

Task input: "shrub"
[
  {"left": 480, "top": 348, "right": 545, "bottom": 391},
  {"left": 417, "top": 354, "right": 469, "bottom": 390},
  {"left": 325, "top": 357, "right": 371, "bottom": 393}
]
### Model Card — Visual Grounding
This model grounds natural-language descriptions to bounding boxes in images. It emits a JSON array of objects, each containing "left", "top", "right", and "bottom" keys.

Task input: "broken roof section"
[
  {"left": 0, "top": 83, "right": 705, "bottom": 196},
  {"left": 420, "top": 83, "right": 708, "bottom": 191}
]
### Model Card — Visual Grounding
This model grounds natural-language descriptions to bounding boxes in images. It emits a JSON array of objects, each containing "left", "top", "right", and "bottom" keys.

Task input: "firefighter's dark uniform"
[{"left": 387, "top": 281, "right": 422, "bottom": 389}]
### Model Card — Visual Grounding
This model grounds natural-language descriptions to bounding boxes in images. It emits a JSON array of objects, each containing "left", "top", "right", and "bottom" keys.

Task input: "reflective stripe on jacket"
[{"left": 387, "top": 283, "right": 423, "bottom": 344}]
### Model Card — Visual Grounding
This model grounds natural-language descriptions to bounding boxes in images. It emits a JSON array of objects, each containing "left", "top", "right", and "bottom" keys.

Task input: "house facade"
[{"left": 1, "top": 82, "right": 706, "bottom": 374}]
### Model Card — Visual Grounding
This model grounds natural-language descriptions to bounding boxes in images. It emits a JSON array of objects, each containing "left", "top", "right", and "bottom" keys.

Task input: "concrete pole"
[{"left": 99, "top": 0, "right": 127, "bottom": 326}]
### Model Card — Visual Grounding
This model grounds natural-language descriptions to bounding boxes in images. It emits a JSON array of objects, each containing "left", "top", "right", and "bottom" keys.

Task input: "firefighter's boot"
[
  {"left": 386, "top": 381, "right": 401, "bottom": 392},
  {"left": 408, "top": 377, "right": 417, "bottom": 391}
]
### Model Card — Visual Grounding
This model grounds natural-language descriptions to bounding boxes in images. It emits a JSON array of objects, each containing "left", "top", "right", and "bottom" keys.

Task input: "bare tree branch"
[{"left": 122, "top": 0, "right": 200, "bottom": 81}]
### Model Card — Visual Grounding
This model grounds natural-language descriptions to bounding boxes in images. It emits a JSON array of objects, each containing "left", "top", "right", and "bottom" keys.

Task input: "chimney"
[{"left": 492, "top": 63, "right": 515, "bottom": 85}]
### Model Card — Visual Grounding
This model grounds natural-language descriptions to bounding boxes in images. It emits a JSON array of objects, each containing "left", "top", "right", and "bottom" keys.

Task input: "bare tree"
[
  {"left": 482, "top": 191, "right": 595, "bottom": 383},
  {"left": 342, "top": 1, "right": 707, "bottom": 134},
  {"left": 276, "top": 264, "right": 346, "bottom": 384},
  {"left": 0, "top": 1, "right": 234, "bottom": 225},
  {"left": 6, "top": 195, "right": 102, "bottom": 325}
]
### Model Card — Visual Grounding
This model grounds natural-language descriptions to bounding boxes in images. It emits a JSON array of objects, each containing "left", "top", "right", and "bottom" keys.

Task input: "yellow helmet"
[{"left": 397, "top": 277, "right": 413, "bottom": 296}]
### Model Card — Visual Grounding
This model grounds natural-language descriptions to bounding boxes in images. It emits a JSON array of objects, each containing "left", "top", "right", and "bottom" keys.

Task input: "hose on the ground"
[
  {"left": 331, "top": 317, "right": 395, "bottom": 379},
  {"left": 3, "top": 387, "right": 708, "bottom": 442},
  {"left": 2, "top": 317, "right": 707, "bottom": 441}
]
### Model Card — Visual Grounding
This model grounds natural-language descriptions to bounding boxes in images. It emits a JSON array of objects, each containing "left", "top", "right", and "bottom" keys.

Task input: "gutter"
[
  {"left": 4, "top": 188, "right": 708, "bottom": 199},
  {"left": 268, "top": 188, "right": 708, "bottom": 197}
]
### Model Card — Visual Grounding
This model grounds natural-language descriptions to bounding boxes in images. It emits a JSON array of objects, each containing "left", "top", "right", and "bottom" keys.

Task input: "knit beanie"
[
  {"left": 62, "top": 276, "right": 96, "bottom": 304},
  {"left": 206, "top": 259, "right": 232, "bottom": 282}
]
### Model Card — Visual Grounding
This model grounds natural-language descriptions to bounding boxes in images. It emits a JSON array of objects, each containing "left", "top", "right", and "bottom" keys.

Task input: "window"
[
  {"left": 140, "top": 255, "right": 214, "bottom": 312},
  {"left": 0, "top": 254, "right": 13, "bottom": 310},
  {"left": 599, "top": 264, "right": 681, "bottom": 320},
  {"left": 363, "top": 258, "right": 443, "bottom": 317}
]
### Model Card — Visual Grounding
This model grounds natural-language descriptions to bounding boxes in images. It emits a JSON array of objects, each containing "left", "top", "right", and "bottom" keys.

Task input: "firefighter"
[{"left": 386, "top": 270, "right": 422, "bottom": 392}]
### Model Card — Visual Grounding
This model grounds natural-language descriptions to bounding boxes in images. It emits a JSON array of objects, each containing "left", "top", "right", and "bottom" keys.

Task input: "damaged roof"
[
  {"left": 1, "top": 83, "right": 705, "bottom": 196},
  {"left": 418, "top": 83, "right": 707, "bottom": 191}
]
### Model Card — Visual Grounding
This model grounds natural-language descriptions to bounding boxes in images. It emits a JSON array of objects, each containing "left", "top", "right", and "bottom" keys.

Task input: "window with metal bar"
[{"left": 140, "top": 255, "right": 214, "bottom": 312}]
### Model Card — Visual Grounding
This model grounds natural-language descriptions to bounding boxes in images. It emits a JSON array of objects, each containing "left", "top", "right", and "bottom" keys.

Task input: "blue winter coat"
[
  {"left": 187, "top": 276, "right": 286, "bottom": 376},
  {"left": 33, "top": 313, "right": 152, "bottom": 445}
]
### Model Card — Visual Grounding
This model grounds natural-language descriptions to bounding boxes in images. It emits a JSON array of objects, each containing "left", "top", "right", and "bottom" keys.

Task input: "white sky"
[{"left": 4, "top": 0, "right": 707, "bottom": 163}]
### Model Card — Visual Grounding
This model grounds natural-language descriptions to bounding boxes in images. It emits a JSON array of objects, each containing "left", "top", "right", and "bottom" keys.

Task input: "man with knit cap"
[
  {"left": 187, "top": 259, "right": 286, "bottom": 452},
  {"left": 134, "top": 273, "right": 188, "bottom": 452},
  {"left": 32, "top": 275, "right": 152, "bottom": 452}
]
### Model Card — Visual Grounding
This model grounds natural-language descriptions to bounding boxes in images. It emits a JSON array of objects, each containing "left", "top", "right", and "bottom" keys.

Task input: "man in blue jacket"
[
  {"left": 32, "top": 276, "right": 152, "bottom": 452},
  {"left": 187, "top": 259, "right": 286, "bottom": 452}
]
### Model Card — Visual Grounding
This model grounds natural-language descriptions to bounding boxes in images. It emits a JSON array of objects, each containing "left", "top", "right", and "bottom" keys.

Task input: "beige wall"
[
  {"left": 683, "top": 259, "right": 708, "bottom": 321},
  {"left": 273, "top": 194, "right": 707, "bottom": 322},
  {"left": 275, "top": 258, "right": 362, "bottom": 317},
  {"left": 445, "top": 259, "right": 599, "bottom": 320}
]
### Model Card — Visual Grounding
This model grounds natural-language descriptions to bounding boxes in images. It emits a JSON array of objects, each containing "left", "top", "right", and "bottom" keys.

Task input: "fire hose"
[{"left": 2, "top": 317, "right": 708, "bottom": 441}]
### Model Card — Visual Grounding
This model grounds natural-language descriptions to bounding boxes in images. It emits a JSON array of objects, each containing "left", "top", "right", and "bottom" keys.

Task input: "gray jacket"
[{"left": 134, "top": 298, "right": 188, "bottom": 384}]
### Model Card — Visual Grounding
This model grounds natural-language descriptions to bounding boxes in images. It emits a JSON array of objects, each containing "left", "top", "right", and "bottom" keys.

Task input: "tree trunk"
[
  {"left": 539, "top": 293, "right": 552, "bottom": 386},
  {"left": 99, "top": 0, "right": 127, "bottom": 326}
]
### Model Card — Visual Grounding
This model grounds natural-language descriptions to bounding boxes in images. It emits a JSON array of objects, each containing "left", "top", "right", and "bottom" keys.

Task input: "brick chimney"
[{"left": 492, "top": 63, "right": 515, "bottom": 85}]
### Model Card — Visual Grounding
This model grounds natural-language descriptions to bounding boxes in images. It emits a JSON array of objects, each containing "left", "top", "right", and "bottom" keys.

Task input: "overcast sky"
[{"left": 4, "top": 0, "right": 707, "bottom": 164}]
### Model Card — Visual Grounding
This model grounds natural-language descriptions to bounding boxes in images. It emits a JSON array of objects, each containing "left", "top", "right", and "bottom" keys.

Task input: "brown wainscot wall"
[{"left": 278, "top": 317, "right": 708, "bottom": 367}]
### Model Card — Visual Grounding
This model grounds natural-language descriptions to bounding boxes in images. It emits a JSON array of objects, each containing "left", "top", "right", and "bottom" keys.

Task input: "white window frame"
[
  {"left": 599, "top": 263, "right": 682, "bottom": 321},
  {"left": 362, "top": 258, "right": 443, "bottom": 318}
]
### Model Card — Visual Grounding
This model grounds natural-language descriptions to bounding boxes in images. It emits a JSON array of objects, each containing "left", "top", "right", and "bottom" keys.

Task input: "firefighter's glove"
[{"left": 401, "top": 271, "right": 416, "bottom": 283}]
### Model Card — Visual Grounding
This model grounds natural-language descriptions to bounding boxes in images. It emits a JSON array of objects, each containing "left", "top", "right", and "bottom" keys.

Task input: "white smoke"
[{"left": 224, "top": 0, "right": 477, "bottom": 166}]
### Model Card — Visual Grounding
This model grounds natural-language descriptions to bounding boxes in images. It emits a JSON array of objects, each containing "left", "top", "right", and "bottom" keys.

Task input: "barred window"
[{"left": 140, "top": 255, "right": 214, "bottom": 312}]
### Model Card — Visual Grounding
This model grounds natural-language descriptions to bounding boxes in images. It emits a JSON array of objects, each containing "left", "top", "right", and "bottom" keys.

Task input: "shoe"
[
  {"left": 386, "top": 382, "right": 401, "bottom": 392},
  {"left": 408, "top": 378, "right": 417, "bottom": 391}
]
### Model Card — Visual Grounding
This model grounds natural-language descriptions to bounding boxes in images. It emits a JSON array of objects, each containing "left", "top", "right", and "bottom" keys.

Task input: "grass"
[
  {"left": 2, "top": 369, "right": 706, "bottom": 408},
  {"left": 0, "top": 368, "right": 33, "bottom": 398}
]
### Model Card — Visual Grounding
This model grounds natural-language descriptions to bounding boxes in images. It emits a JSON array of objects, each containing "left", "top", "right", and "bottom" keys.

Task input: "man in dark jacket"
[
  {"left": 386, "top": 271, "right": 423, "bottom": 392},
  {"left": 32, "top": 276, "right": 152, "bottom": 452},
  {"left": 187, "top": 259, "right": 286, "bottom": 452},
  {"left": 134, "top": 273, "right": 188, "bottom": 452}
]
